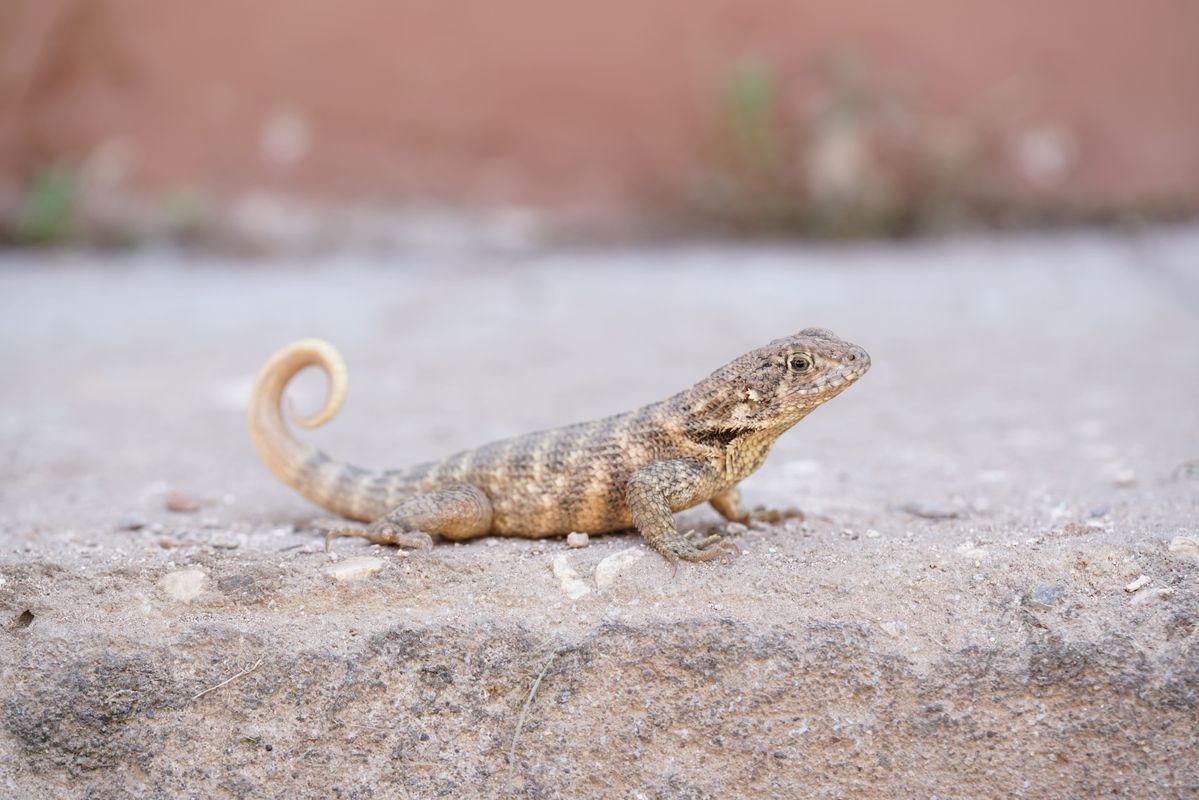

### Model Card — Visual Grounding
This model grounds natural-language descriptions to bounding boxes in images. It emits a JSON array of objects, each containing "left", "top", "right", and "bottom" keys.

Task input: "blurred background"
[
  {"left": 2, "top": 0, "right": 1197, "bottom": 247},
  {"left": 1, "top": 0, "right": 1197, "bottom": 540}
]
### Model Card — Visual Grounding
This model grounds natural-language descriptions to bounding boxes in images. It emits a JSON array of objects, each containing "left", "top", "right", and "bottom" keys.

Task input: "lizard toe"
[
  {"left": 749, "top": 506, "right": 804, "bottom": 524},
  {"left": 673, "top": 536, "right": 739, "bottom": 565}
]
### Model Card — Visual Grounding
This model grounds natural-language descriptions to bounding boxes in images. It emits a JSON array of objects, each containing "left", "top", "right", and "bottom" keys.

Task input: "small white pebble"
[
  {"left": 725, "top": 522, "right": 749, "bottom": 535},
  {"left": 324, "top": 556, "right": 385, "bottom": 582},
  {"left": 566, "top": 532, "right": 590, "bottom": 549},
  {"left": 551, "top": 555, "right": 590, "bottom": 600},
  {"left": 1112, "top": 469, "right": 1137, "bottom": 488},
  {"left": 865, "top": 529, "right": 881, "bottom": 539},
  {"left": 595, "top": 547, "right": 646, "bottom": 589},
  {"left": 1124, "top": 574, "right": 1151, "bottom": 593}
]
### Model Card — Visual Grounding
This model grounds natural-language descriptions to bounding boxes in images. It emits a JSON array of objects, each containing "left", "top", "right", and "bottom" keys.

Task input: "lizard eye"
[{"left": 788, "top": 353, "right": 814, "bottom": 373}]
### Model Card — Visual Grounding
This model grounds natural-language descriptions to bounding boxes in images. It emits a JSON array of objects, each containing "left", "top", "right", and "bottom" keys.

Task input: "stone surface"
[{"left": 1, "top": 229, "right": 1198, "bottom": 797}]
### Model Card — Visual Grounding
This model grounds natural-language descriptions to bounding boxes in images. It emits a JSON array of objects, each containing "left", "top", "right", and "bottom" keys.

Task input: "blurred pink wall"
[{"left": 3, "top": 0, "right": 1197, "bottom": 219}]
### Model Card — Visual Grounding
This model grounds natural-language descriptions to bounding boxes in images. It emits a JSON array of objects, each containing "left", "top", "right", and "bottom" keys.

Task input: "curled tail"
[{"left": 247, "top": 339, "right": 386, "bottom": 521}]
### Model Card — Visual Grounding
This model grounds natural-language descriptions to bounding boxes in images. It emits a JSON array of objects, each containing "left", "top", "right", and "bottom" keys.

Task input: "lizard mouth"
[{"left": 788, "top": 361, "right": 871, "bottom": 397}]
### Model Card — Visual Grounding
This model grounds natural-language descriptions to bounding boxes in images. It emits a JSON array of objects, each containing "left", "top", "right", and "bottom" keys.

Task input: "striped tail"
[{"left": 247, "top": 339, "right": 386, "bottom": 521}]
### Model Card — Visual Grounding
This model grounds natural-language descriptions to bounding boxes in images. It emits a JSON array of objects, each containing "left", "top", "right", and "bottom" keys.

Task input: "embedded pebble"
[
  {"left": 725, "top": 522, "right": 749, "bottom": 536},
  {"left": 595, "top": 547, "right": 646, "bottom": 589},
  {"left": 165, "top": 491, "right": 201, "bottom": 513},
  {"left": 1111, "top": 469, "right": 1137, "bottom": 488},
  {"left": 864, "top": 529, "right": 881, "bottom": 539},
  {"left": 1167, "top": 536, "right": 1199, "bottom": 562},
  {"left": 324, "top": 556, "right": 385, "bottom": 582},
  {"left": 1029, "top": 584, "right": 1065, "bottom": 606},
  {"left": 118, "top": 513, "right": 146, "bottom": 531},
  {"left": 879, "top": 620, "right": 907, "bottom": 637},
  {"left": 1124, "top": 575, "right": 1151, "bottom": 593},
  {"left": 551, "top": 555, "right": 591, "bottom": 600},
  {"left": 901, "top": 502, "right": 961, "bottom": 520},
  {"left": 956, "top": 541, "right": 989, "bottom": 560},
  {"left": 1130, "top": 587, "right": 1173, "bottom": 607},
  {"left": 158, "top": 568, "right": 208, "bottom": 602},
  {"left": 566, "top": 532, "right": 590, "bottom": 549},
  {"left": 210, "top": 534, "right": 240, "bottom": 550}
]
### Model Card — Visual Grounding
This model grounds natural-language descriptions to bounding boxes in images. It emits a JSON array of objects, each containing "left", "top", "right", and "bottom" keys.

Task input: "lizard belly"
[
  {"left": 479, "top": 470, "right": 637, "bottom": 537},
  {"left": 487, "top": 484, "right": 633, "bottom": 536}
]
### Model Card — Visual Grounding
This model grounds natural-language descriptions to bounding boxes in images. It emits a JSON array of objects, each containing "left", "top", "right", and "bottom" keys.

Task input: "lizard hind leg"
[
  {"left": 710, "top": 486, "right": 804, "bottom": 525},
  {"left": 326, "top": 484, "right": 493, "bottom": 550}
]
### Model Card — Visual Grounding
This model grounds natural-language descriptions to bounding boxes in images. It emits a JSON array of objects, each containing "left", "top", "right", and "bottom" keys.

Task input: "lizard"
[{"left": 247, "top": 328, "right": 870, "bottom": 564}]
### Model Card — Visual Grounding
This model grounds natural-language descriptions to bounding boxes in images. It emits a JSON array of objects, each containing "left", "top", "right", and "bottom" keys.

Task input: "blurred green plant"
[
  {"left": 14, "top": 163, "right": 79, "bottom": 245},
  {"left": 159, "top": 186, "right": 210, "bottom": 242},
  {"left": 725, "top": 60, "right": 784, "bottom": 181},
  {"left": 691, "top": 51, "right": 1010, "bottom": 239},
  {"left": 693, "top": 59, "right": 803, "bottom": 233}
]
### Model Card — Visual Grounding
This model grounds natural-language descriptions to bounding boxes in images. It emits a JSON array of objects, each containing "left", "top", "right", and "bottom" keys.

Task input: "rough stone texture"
[{"left": 2, "top": 229, "right": 1198, "bottom": 797}]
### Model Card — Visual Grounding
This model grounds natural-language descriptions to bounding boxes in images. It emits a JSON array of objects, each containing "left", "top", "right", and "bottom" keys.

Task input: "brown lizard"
[{"left": 248, "top": 329, "right": 869, "bottom": 564}]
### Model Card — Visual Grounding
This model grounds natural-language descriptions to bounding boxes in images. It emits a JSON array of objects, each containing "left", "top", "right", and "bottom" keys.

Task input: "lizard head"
[{"left": 685, "top": 327, "right": 870, "bottom": 437}]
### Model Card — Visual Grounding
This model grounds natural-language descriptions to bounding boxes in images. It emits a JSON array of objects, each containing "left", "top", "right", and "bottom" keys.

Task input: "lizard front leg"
[
  {"left": 326, "top": 484, "right": 492, "bottom": 550},
  {"left": 710, "top": 486, "right": 803, "bottom": 525},
  {"left": 626, "top": 460, "right": 740, "bottom": 565}
]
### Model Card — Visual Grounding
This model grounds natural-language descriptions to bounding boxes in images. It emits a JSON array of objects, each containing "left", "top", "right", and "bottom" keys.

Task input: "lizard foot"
[
  {"left": 668, "top": 532, "right": 740, "bottom": 564},
  {"left": 325, "top": 523, "right": 434, "bottom": 552}
]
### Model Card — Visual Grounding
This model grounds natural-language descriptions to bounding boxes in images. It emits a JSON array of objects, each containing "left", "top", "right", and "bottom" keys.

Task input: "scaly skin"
[{"left": 248, "top": 329, "right": 870, "bottom": 564}]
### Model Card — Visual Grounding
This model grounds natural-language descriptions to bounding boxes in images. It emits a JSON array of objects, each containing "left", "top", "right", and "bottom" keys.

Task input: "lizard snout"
[{"left": 842, "top": 346, "right": 870, "bottom": 371}]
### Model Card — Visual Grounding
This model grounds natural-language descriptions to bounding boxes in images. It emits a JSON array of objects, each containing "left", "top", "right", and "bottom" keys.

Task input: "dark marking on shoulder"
[{"left": 689, "top": 427, "right": 755, "bottom": 449}]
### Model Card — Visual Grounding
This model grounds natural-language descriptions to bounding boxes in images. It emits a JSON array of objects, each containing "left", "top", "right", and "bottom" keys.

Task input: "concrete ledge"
[{"left": 3, "top": 528, "right": 1197, "bottom": 798}]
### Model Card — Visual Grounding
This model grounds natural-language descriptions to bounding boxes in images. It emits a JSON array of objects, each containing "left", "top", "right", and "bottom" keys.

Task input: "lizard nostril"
[{"left": 846, "top": 353, "right": 857, "bottom": 362}]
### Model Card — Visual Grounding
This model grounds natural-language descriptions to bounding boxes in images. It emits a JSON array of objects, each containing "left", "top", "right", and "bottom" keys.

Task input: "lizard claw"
[
  {"left": 671, "top": 535, "right": 740, "bottom": 565},
  {"left": 324, "top": 527, "right": 342, "bottom": 552}
]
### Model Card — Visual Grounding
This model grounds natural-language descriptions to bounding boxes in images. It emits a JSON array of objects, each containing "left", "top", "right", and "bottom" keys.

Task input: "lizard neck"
[{"left": 721, "top": 428, "right": 783, "bottom": 482}]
